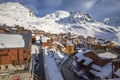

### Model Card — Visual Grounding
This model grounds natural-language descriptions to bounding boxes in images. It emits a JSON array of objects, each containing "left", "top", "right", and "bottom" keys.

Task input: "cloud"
[
  {"left": 82, "top": 0, "right": 97, "bottom": 11},
  {"left": 88, "top": 0, "right": 120, "bottom": 19}
]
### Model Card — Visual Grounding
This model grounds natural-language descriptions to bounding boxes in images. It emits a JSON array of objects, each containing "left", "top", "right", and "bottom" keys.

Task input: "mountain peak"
[
  {"left": 69, "top": 11, "right": 92, "bottom": 22},
  {"left": 44, "top": 10, "right": 92, "bottom": 22},
  {"left": 44, "top": 10, "right": 69, "bottom": 20}
]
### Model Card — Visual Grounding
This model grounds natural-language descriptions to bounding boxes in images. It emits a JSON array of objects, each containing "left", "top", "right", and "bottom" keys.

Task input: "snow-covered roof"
[
  {"left": 75, "top": 50, "right": 120, "bottom": 79},
  {"left": 42, "top": 37, "right": 50, "bottom": 42},
  {"left": 31, "top": 45, "right": 39, "bottom": 54},
  {"left": 66, "top": 41, "right": 73, "bottom": 46},
  {"left": 52, "top": 41, "right": 64, "bottom": 47},
  {"left": 98, "top": 52, "right": 117, "bottom": 59},
  {"left": 0, "top": 33, "right": 30, "bottom": 49},
  {"left": 75, "top": 50, "right": 116, "bottom": 79},
  {"left": 36, "top": 36, "right": 50, "bottom": 43},
  {"left": 89, "top": 63, "right": 112, "bottom": 79},
  {"left": 75, "top": 50, "right": 93, "bottom": 66},
  {"left": 114, "top": 68, "right": 120, "bottom": 77}
]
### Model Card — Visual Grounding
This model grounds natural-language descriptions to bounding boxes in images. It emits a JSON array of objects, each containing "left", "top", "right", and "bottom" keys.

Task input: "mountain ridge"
[{"left": 0, "top": 2, "right": 120, "bottom": 44}]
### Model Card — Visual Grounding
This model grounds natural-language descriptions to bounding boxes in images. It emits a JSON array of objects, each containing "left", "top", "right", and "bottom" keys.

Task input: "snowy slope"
[
  {"left": 0, "top": 2, "right": 120, "bottom": 44},
  {"left": 40, "top": 10, "right": 120, "bottom": 44},
  {"left": 0, "top": 2, "right": 40, "bottom": 30}
]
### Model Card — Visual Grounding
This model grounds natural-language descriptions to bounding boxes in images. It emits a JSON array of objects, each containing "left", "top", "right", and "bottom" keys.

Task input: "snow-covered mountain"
[
  {"left": 40, "top": 10, "right": 120, "bottom": 44},
  {"left": 0, "top": 2, "right": 120, "bottom": 44},
  {"left": 0, "top": 2, "right": 39, "bottom": 29}
]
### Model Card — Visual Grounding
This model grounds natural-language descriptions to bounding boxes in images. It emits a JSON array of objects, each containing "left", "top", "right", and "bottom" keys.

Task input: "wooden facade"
[
  {"left": 0, "top": 48, "right": 30, "bottom": 65},
  {"left": 0, "top": 26, "right": 10, "bottom": 33},
  {"left": 112, "top": 60, "right": 120, "bottom": 72},
  {"left": 0, "top": 30, "right": 32, "bottom": 66},
  {"left": 65, "top": 45, "right": 74, "bottom": 55},
  {"left": 83, "top": 51, "right": 110, "bottom": 67}
]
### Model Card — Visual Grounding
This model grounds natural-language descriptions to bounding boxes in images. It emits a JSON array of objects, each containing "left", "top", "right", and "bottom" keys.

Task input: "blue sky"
[{"left": 0, "top": 0, "right": 120, "bottom": 20}]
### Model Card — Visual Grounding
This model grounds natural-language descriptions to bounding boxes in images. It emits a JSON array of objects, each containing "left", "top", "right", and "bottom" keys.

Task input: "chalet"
[
  {"left": 41, "top": 36, "right": 52, "bottom": 49},
  {"left": 99, "top": 41, "right": 116, "bottom": 50},
  {"left": 17, "top": 27, "right": 25, "bottom": 33},
  {"left": 105, "top": 41, "right": 116, "bottom": 49},
  {"left": 0, "top": 30, "right": 32, "bottom": 70},
  {"left": 87, "top": 36, "right": 98, "bottom": 44},
  {"left": 75, "top": 51, "right": 120, "bottom": 79},
  {"left": 51, "top": 33, "right": 58, "bottom": 37},
  {"left": 78, "top": 35, "right": 86, "bottom": 43},
  {"left": 64, "top": 41, "right": 74, "bottom": 55},
  {"left": 52, "top": 37, "right": 59, "bottom": 42},
  {"left": 52, "top": 41, "right": 64, "bottom": 52},
  {"left": 83, "top": 51, "right": 110, "bottom": 67}
]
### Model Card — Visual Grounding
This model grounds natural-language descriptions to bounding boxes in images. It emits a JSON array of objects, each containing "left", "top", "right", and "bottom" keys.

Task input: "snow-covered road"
[{"left": 61, "top": 56, "right": 85, "bottom": 80}]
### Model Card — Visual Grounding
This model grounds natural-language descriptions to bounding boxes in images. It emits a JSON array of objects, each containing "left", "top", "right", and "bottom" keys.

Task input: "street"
[
  {"left": 61, "top": 56, "right": 85, "bottom": 80},
  {"left": 32, "top": 47, "right": 46, "bottom": 80}
]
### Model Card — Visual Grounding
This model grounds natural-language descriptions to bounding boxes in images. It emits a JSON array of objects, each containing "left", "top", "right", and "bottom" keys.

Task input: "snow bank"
[{"left": 44, "top": 52, "right": 64, "bottom": 80}]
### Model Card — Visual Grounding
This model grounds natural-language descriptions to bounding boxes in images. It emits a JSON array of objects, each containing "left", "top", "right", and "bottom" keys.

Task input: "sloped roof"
[
  {"left": 75, "top": 50, "right": 93, "bottom": 66},
  {"left": 89, "top": 63, "right": 112, "bottom": 79},
  {"left": 52, "top": 41, "right": 64, "bottom": 47}
]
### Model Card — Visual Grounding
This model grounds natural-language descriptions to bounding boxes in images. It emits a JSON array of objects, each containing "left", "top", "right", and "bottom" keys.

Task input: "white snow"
[
  {"left": 31, "top": 42, "right": 64, "bottom": 80},
  {"left": 31, "top": 45, "right": 39, "bottom": 54},
  {"left": 98, "top": 52, "right": 117, "bottom": 59},
  {"left": 74, "top": 51, "right": 117, "bottom": 79},
  {"left": 36, "top": 36, "right": 50, "bottom": 43},
  {"left": 66, "top": 41, "right": 73, "bottom": 46},
  {"left": 0, "top": 2, "right": 120, "bottom": 44},
  {"left": 90, "top": 63, "right": 112, "bottom": 79},
  {"left": 75, "top": 50, "right": 93, "bottom": 66},
  {"left": 42, "top": 37, "right": 50, "bottom": 43},
  {"left": 52, "top": 41, "right": 64, "bottom": 47},
  {"left": 44, "top": 52, "right": 64, "bottom": 80},
  {"left": 0, "top": 34, "right": 25, "bottom": 48}
]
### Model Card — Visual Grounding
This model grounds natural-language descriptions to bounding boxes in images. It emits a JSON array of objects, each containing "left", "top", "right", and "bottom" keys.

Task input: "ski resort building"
[
  {"left": 0, "top": 27, "right": 32, "bottom": 71},
  {"left": 75, "top": 51, "right": 120, "bottom": 79}
]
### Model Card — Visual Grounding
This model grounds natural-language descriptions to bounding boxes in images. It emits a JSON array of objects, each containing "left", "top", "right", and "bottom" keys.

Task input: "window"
[
  {"left": 24, "top": 58, "right": 27, "bottom": 61},
  {"left": 5, "top": 65, "right": 8, "bottom": 69}
]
